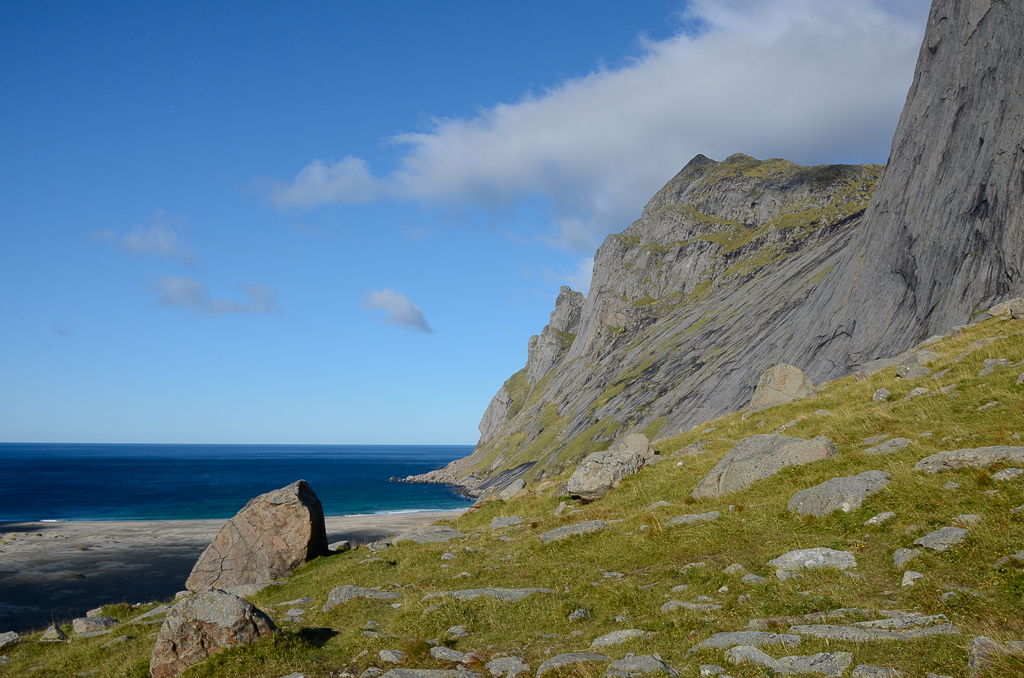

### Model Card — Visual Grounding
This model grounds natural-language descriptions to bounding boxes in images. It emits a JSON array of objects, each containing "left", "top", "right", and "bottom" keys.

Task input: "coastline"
[{"left": 0, "top": 509, "right": 467, "bottom": 634}]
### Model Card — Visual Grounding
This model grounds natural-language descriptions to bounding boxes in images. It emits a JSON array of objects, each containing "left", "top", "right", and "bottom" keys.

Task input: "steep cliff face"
[{"left": 440, "top": 0, "right": 1023, "bottom": 489}]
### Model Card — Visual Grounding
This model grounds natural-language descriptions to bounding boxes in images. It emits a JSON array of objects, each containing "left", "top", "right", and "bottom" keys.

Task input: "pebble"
[
  {"left": 902, "top": 571, "right": 925, "bottom": 587},
  {"left": 864, "top": 511, "right": 896, "bottom": 526}
]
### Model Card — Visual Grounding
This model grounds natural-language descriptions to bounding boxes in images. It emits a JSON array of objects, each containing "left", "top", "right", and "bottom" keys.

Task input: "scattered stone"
[
  {"left": 978, "top": 401, "right": 999, "bottom": 411},
  {"left": 902, "top": 571, "right": 925, "bottom": 587},
  {"left": 380, "top": 650, "right": 407, "bottom": 664},
  {"left": 538, "top": 521, "right": 609, "bottom": 544},
  {"left": 751, "top": 364, "right": 816, "bottom": 409},
  {"left": 41, "top": 625, "right": 66, "bottom": 641},
  {"left": 150, "top": 589, "right": 275, "bottom": 678},
  {"left": 566, "top": 447, "right": 645, "bottom": 502},
  {"left": 497, "top": 479, "right": 527, "bottom": 501},
  {"left": 486, "top": 656, "right": 531, "bottom": 678},
  {"left": 72, "top": 617, "right": 118, "bottom": 634},
  {"left": 863, "top": 438, "right": 912, "bottom": 455},
  {"left": 322, "top": 586, "right": 400, "bottom": 611},
  {"left": 865, "top": 512, "right": 896, "bottom": 526},
  {"left": 447, "top": 625, "right": 469, "bottom": 639},
  {"left": 915, "top": 446, "right": 1024, "bottom": 473},
  {"left": 993, "top": 550, "right": 1024, "bottom": 568},
  {"left": 688, "top": 631, "right": 800, "bottom": 652},
  {"left": 746, "top": 609, "right": 872, "bottom": 630},
  {"left": 130, "top": 605, "right": 172, "bottom": 623},
  {"left": 423, "top": 588, "right": 554, "bottom": 603},
  {"left": 979, "top": 358, "right": 1011, "bottom": 377},
  {"left": 185, "top": 480, "right": 328, "bottom": 592},
  {"left": 276, "top": 674, "right": 309, "bottom": 678},
  {"left": 614, "top": 616, "right": 629, "bottom": 623},
  {"left": 431, "top": 646, "right": 473, "bottom": 663},
  {"left": 670, "top": 584, "right": 689, "bottom": 593},
  {"left": 898, "top": 351, "right": 940, "bottom": 380},
  {"left": 872, "top": 388, "right": 891, "bottom": 403},
  {"left": 394, "top": 525, "right": 465, "bottom": 544},
  {"left": 953, "top": 514, "right": 981, "bottom": 527},
  {"left": 330, "top": 540, "right": 351, "bottom": 552},
  {"left": 605, "top": 655, "right": 679, "bottom": 678},
  {"left": 535, "top": 653, "right": 609, "bottom": 677},
  {"left": 680, "top": 562, "right": 707, "bottom": 572},
  {"left": 968, "top": 635, "right": 1024, "bottom": 677},
  {"left": 645, "top": 501, "right": 672, "bottom": 512},
  {"left": 661, "top": 600, "right": 722, "bottom": 613},
  {"left": 101, "top": 635, "right": 132, "bottom": 648},
  {"left": 722, "top": 564, "right": 747, "bottom": 576},
  {"left": 568, "top": 609, "right": 588, "bottom": 621},
  {"left": 892, "top": 548, "right": 921, "bottom": 569},
  {"left": 914, "top": 527, "right": 968, "bottom": 552},
  {"left": 943, "top": 481, "right": 960, "bottom": 490},
  {"left": 742, "top": 573, "right": 767, "bottom": 585},
  {"left": 0, "top": 632, "right": 18, "bottom": 650},
  {"left": 491, "top": 516, "right": 525, "bottom": 530},
  {"left": 988, "top": 297, "right": 1024, "bottom": 318},
  {"left": 86, "top": 607, "right": 103, "bottom": 617},
  {"left": 992, "top": 468, "right": 1024, "bottom": 481},
  {"left": 790, "top": 614, "right": 958, "bottom": 642},
  {"left": 905, "top": 387, "right": 930, "bottom": 400},
  {"left": 856, "top": 359, "right": 899, "bottom": 380},
  {"left": 851, "top": 667, "right": 901, "bottom": 678},
  {"left": 724, "top": 645, "right": 785, "bottom": 673},
  {"left": 788, "top": 470, "right": 891, "bottom": 516},
  {"left": 360, "top": 669, "right": 383, "bottom": 678},
  {"left": 441, "top": 553, "right": 456, "bottom": 561},
  {"left": 554, "top": 502, "right": 568, "bottom": 516},
  {"left": 767, "top": 547, "right": 856, "bottom": 571},
  {"left": 691, "top": 435, "right": 836, "bottom": 499},
  {"left": 665, "top": 512, "right": 720, "bottom": 527},
  {"left": 862, "top": 435, "right": 891, "bottom": 445},
  {"left": 590, "top": 629, "right": 653, "bottom": 648},
  {"left": 699, "top": 666, "right": 724, "bottom": 677},
  {"left": 778, "top": 652, "right": 853, "bottom": 677},
  {"left": 776, "top": 569, "right": 801, "bottom": 582}
]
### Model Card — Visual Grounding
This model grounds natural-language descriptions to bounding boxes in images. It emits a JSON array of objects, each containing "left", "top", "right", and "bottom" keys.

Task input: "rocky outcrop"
[
  {"left": 566, "top": 435, "right": 650, "bottom": 501},
  {"left": 526, "top": 286, "right": 585, "bottom": 385},
  {"left": 751, "top": 364, "right": 815, "bottom": 409},
  {"left": 150, "top": 589, "right": 275, "bottom": 677},
  {"left": 691, "top": 435, "right": 836, "bottom": 500},
  {"left": 185, "top": 480, "right": 329, "bottom": 592}
]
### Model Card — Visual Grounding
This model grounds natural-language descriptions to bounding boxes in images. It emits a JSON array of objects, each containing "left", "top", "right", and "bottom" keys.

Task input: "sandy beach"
[{"left": 0, "top": 510, "right": 466, "bottom": 633}]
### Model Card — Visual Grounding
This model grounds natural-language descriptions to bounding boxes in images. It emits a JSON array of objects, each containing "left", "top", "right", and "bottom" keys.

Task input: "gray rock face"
[
  {"left": 989, "top": 297, "right": 1024, "bottom": 318},
  {"left": 750, "top": 364, "right": 815, "bottom": 409},
  {"left": 486, "top": 657, "right": 530, "bottom": 678},
  {"left": 535, "top": 653, "right": 609, "bottom": 677},
  {"left": 538, "top": 520, "right": 609, "bottom": 543},
  {"left": 665, "top": 512, "right": 720, "bottom": 527},
  {"left": 692, "top": 435, "right": 836, "bottom": 499},
  {"left": 185, "top": 480, "right": 329, "bottom": 592},
  {"left": 914, "top": 446, "right": 1024, "bottom": 473},
  {"left": 605, "top": 655, "right": 679, "bottom": 678},
  {"left": 914, "top": 527, "right": 967, "bottom": 551},
  {"left": 322, "top": 586, "right": 400, "bottom": 611},
  {"left": 863, "top": 438, "right": 911, "bottom": 455},
  {"left": 150, "top": 589, "right": 275, "bottom": 678},
  {"left": 0, "top": 632, "right": 18, "bottom": 649},
  {"left": 788, "top": 471, "right": 891, "bottom": 516},
  {"left": 567, "top": 447, "right": 645, "bottom": 502},
  {"left": 394, "top": 525, "right": 464, "bottom": 544},
  {"left": 688, "top": 631, "right": 800, "bottom": 653},
  {"left": 767, "top": 547, "right": 856, "bottom": 571},
  {"left": 778, "top": 652, "right": 853, "bottom": 677},
  {"left": 527, "top": 286, "right": 586, "bottom": 384},
  {"left": 590, "top": 629, "right": 653, "bottom": 648}
]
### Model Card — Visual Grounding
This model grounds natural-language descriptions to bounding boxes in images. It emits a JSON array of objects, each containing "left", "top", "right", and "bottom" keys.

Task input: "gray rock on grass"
[
  {"left": 969, "top": 636, "right": 1024, "bottom": 678},
  {"left": 665, "top": 512, "right": 720, "bottom": 527},
  {"left": 605, "top": 655, "right": 679, "bottom": 678},
  {"left": 431, "top": 646, "right": 473, "bottom": 663},
  {"left": 394, "top": 525, "right": 465, "bottom": 544},
  {"left": 742, "top": 573, "right": 767, "bottom": 585},
  {"left": 691, "top": 435, "right": 836, "bottom": 500},
  {"left": 767, "top": 547, "right": 856, "bottom": 571},
  {"left": 914, "top": 446, "right": 1024, "bottom": 473},
  {"left": 73, "top": 617, "right": 118, "bottom": 634},
  {"left": 379, "top": 669, "right": 481, "bottom": 678},
  {"left": 750, "top": 364, "right": 815, "bottom": 409},
  {"left": 0, "top": 632, "right": 18, "bottom": 650},
  {"left": 539, "top": 520, "right": 609, "bottom": 544},
  {"left": 490, "top": 516, "right": 525, "bottom": 530},
  {"left": 486, "top": 657, "right": 531, "bottom": 678},
  {"left": 323, "top": 586, "right": 400, "bottom": 611},
  {"left": 851, "top": 667, "right": 901, "bottom": 678},
  {"left": 498, "top": 480, "right": 527, "bottom": 501},
  {"left": 41, "top": 625, "right": 66, "bottom": 641},
  {"left": 150, "top": 589, "right": 276, "bottom": 678},
  {"left": 724, "top": 646, "right": 785, "bottom": 673},
  {"left": 778, "top": 652, "right": 853, "bottom": 677},
  {"left": 992, "top": 468, "right": 1024, "bottom": 481},
  {"left": 424, "top": 588, "right": 554, "bottom": 603},
  {"left": 873, "top": 388, "right": 891, "bottom": 403},
  {"left": 863, "top": 438, "right": 912, "bottom": 455},
  {"left": 688, "top": 631, "right": 800, "bottom": 653},
  {"left": 893, "top": 548, "right": 922, "bottom": 569},
  {"left": 568, "top": 609, "right": 588, "bottom": 621},
  {"left": 865, "top": 511, "right": 896, "bottom": 526},
  {"left": 566, "top": 447, "right": 645, "bottom": 502},
  {"left": 535, "top": 653, "right": 609, "bottom": 677},
  {"left": 590, "top": 629, "right": 653, "bottom": 648},
  {"left": 661, "top": 600, "right": 722, "bottom": 613},
  {"left": 788, "top": 471, "right": 891, "bottom": 516},
  {"left": 380, "top": 650, "right": 407, "bottom": 664},
  {"left": 914, "top": 527, "right": 968, "bottom": 552}
]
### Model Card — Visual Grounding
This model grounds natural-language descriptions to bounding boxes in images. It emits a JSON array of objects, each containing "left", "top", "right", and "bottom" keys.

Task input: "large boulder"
[
  {"left": 750, "top": 364, "right": 815, "bottom": 409},
  {"left": 150, "top": 589, "right": 276, "bottom": 677},
  {"left": 788, "top": 471, "right": 891, "bottom": 517},
  {"left": 989, "top": 297, "right": 1024, "bottom": 319},
  {"left": 691, "top": 435, "right": 837, "bottom": 500},
  {"left": 567, "top": 443, "right": 646, "bottom": 502},
  {"left": 185, "top": 480, "right": 329, "bottom": 592}
]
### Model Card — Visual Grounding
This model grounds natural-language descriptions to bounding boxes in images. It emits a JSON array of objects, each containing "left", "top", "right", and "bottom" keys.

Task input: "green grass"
[{"left": 3, "top": 316, "right": 1024, "bottom": 677}]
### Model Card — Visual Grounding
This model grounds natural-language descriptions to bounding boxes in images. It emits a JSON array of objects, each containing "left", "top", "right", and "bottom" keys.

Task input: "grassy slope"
[{"left": 4, "top": 316, "right": 1024, "bottom": 678}]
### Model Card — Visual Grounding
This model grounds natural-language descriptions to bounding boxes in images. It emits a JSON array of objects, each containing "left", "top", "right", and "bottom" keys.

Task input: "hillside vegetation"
[{"left": 4, "top": 314, "right": 1023, "bottom": 677}]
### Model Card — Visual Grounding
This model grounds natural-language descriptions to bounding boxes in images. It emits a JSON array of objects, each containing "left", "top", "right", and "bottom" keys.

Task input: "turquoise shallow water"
[{"left": 0, "top": 442, "right": 474, "bottom": 521}]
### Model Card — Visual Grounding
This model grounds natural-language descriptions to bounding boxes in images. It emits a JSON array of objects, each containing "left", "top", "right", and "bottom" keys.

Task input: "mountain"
[{"left": 420, "top": 0, "right": 1023, "bottom": 493}]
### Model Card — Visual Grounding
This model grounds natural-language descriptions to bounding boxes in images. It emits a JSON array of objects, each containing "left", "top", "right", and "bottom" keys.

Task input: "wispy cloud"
[
  {"left": 269, "top": 0, "right": 929, "bottom": 252},
  {"left": 362, "top": 287, "right": 434, "bottom": 333},
  {"left": 95, "top": 211, "right": 197, "bottom": 265},
  {"left": 151, "top": 277, "right": 279, "bottom": 317}
]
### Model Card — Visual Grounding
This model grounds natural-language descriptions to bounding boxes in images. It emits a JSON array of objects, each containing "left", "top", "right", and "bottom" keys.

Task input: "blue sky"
[{"left": 0, "top": 0, "right": 931, "bottom": 444}]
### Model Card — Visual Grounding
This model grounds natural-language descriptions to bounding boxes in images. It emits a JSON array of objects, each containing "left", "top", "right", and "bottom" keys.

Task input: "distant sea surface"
[{"left": 0, "top": 443, "right": 475, "bottom": 522}]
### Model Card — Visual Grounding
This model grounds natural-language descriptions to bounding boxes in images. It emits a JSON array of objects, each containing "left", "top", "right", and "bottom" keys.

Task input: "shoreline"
[{"left": 0, "top": 509, "right": 467, "bottom": 634}]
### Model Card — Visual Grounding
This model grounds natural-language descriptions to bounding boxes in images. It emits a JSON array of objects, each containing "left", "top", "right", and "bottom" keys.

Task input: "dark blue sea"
[{"left": 0, "top": 443, "right": 475, "bottom": 522}]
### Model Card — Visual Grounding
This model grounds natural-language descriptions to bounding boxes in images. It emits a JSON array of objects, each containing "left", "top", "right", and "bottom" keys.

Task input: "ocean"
[{"left": 0, "top": 442, "right": 475, "bottom": 522}]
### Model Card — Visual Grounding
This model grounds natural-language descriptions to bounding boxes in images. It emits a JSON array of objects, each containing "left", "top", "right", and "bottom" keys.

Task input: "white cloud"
[
  {"left": 151, "top": 277, "right": 279, "bottom": 317},
  {"left": 270, "top": 0, "right": 929, "bottom": 251},
  {"left": 362, "top": 287, "right": 434, "bottom": 333},
  {"left": 99, "top": 211, "right": 197, "bottom": 265}
]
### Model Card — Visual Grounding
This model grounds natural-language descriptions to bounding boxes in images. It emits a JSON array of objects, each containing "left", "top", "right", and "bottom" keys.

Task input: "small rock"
[
  {"left": 86, "top": 607, "right": 103, "bottom": 617},
  {"left": 432, "top": 646, "right": 473, "bottom": 663},
  {"left": 690, "top": 435, "right": 836, "bottom": 500},
  {"left": 665, "top": 512, "right": 720, "bottom": 527},
  {"left": 360, "top": 669, "right": 383, "bottom": 678},
  {"left": 865, "top": 512, "right": 896, "bottom": 526},
  {"left": 41, "top": 625, "right": 66, "bottom": 641},
  {"left": 379, "top": 650, "right": 406, "bottom": 664},
  {"left": 670, "top": 584, "right": 689, "bottom": 593},
  {"left": 614, "top": 616, "right": 629, "bottom": 623},
  {"left": 914, "top": 527, "right": 968, "bottom": 552},
  {"left": 892, "top": 548, "right": 921, "bottom": 569},
  {"left": 724, "top": 645, "right": 785, "bottom": 673},
  {"left": 486, "top": 656, "right": 531, "bottom": 677},
  {"left": 330, "top": 540, "right": 351, "bottom": 552},
  {"left": 943, "top": 481, "right": 960, "bottom": 490},
  {"left": 902, "top": 571, "right": 925, "bottom": 587},
  {"left": 535, "top": 652, "right": 610, "bottom": 677},
  {"left": 872, "top": 388, "right": 891, "bottom": 403},
  {"left": 555, "top": 502, "right": 568, "bottom": 516},
  {"left": 645, "top": 501, "right": 672, "bottom": 512},
  {"left": 862, "top": 435, "right": 891, "bottom": 445},
  {"left": 568, "top": 609, "right": 588, "bottom": 621},
  {"left": 539, "top": 521, "right": 609, "bottom": 544},
  {"left": 992, "top": 468, "right": 1024, "bottom": 481},
  {"left": 491, "top": 516, "right": 524, "bottom": 530},
  {"left": 498, "top": 479, "right": 526, "bottom": 501},
  {"left": 322, "top": 585, "right": 400, "bottom": 611},
  {"left": 741, "top": 573, "right": 767, "bottom": 585},
  {"left": 851, "top": 667, "right": 901, "bottom": 678},
  {"left": 447, "top": 625, "right": 469, "bottom": 639},
  {"left": 953, "top": 514, "right": 981, "bottom": 527},
  {"left": 0, "top": 632, "right": 18, "bottom": 650},
  {"left": 788, "top": 471, "right": 891, "bottom": 516},
  {"left": 72, "top": 617, "right": 118, "bottom": 634},
  {"left": 688, "top": 631, "right": 800, "bottom": 652},
  {"left": 778, "top": 652, "right": 853, "bottom": 677},
  {"left": 661, "top": 600, "right": 722, "bottom": 612},
  {"left": 722, "top": 564, "right": 747, "bottom": 576},
  {"left": 590, "top": 629, "right": 653, "bottom": 648},
  {"left": 767, "top": 547, "right": 856, "bottom": 571},
  {"left": 699, "top": 667, "right": 724, "bottom": 677},
  {"left": 605, "top": 655, "right": 679, "bottom": 678},
  {"left": 101, "top": 635, "right": 132, "bottom": 648},
  {"left": 863, "top": 438, "right": 912, "bottom": 455},
  {"left": 905, "top": 387, "right": 930, "bottom": 400},
  {"left": 776, "top": 569, "right": 801, "bottom": 582},
  {"left": 978, "top": 401, "right": 999, "bottom": 411},
  {"left": 394, "top": 525, "right": 465, "bottom": 544}
]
